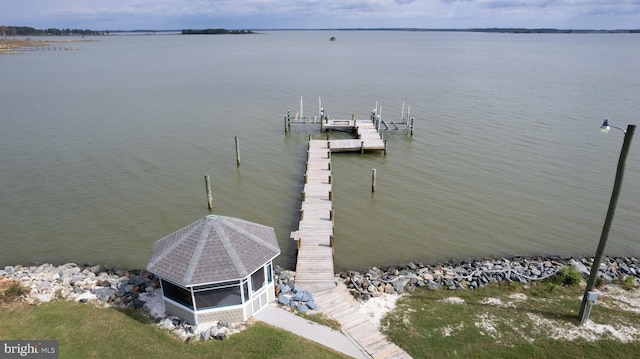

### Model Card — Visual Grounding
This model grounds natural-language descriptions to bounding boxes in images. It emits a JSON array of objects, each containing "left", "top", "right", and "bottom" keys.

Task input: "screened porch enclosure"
[
  {"left": 160, "top": 262, "right": 274, "bottom": 312},
  {"left": 147, "top": 214, "right": 281, "bottom": 324}
]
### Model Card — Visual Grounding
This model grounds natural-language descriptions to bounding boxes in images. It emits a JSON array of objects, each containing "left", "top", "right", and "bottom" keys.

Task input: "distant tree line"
[
  {"left": 181, "top": 29, "right": 255, "bottom": 35},
  {"left": 1, "top": 26, "right": 102, "bottom": 36}
]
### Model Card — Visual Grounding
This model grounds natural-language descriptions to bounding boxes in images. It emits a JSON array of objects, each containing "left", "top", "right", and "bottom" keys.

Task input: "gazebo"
[{"left": 146, "top": 214, "right": 281, "bottom": 325}]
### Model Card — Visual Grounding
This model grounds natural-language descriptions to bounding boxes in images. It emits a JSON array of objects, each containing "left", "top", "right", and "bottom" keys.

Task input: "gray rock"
[
  {"left": 384, "top": 284, "right": 395, "bottom": 294},
  {"left": 291, "top": 291, "right": 303, "bottom": 301},
  {"left": 200, "top": 328, "right": 212, "bottom": 341},
  {"left": 600, "top": 273, "right": 613, "bottom": 284},
  {"left": 570, "top": 259, "right": 591, "bottom": 277},
  {"left": 133, "top": 298, "right": 144, "bottom": 309},
  {"left": 299, "top": 291, "right": 313, "bottom": 302},
  {"left": 279, "top": 284, "right": 291, "bottom": 294},
  {"left": 159, "top": 318, "right": 175, "bottom": 330},
  {"left": 93, "top": 287, "right": 115, "bottom": 302},
  {"left": 278, "top": 295, "right": 290, "bottom": 305}
]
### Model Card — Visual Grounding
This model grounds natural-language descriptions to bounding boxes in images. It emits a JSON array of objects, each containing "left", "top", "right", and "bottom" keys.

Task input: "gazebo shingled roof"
[{"left": 147, "top": 214, "right": 280, "bottom": 287}]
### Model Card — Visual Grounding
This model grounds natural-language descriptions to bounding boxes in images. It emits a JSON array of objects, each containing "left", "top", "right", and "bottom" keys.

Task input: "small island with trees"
[{"left": 181, "top": 29, "right": 256, "bottom": 35}]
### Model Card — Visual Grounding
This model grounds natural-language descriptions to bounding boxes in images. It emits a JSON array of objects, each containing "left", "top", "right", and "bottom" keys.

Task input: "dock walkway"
[
  {"left": 290, "top": 137, "right": 411, "bottom": 358},
  {"left": 325, "top": 119, "right": 386, "bottom": 152},
  {"left": 291, "top": 139, "right": 336, "bottom": 293}
]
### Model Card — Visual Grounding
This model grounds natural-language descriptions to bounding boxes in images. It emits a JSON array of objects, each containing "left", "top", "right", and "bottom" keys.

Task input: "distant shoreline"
[
  {"left": 2, "top": 25, "right": 639, "bottom": 36},
  {"left": 181, "top": 29, "right": 256, "bottom": 35}
]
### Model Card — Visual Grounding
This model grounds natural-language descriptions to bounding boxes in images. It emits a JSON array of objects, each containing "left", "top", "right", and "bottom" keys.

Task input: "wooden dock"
[
  {"left": 291, "top": 137, "right": 411, "bottom": 358},
  {"left": 326, "top": 119, "right": 386, "bottom": 152},
  {"left": 291, "top": 139, "right": 336, "bottom": 293},
  {"left": 284, "top": 97, "right": 414, "bottom": 138},
  {"left": 313, "top": 289, "right": 411, "bottom": 359}
]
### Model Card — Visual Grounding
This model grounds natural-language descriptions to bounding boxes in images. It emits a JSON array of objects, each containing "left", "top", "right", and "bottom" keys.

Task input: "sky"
[{"left": 2, "top": 0, "right": 639, "bottom": 31}]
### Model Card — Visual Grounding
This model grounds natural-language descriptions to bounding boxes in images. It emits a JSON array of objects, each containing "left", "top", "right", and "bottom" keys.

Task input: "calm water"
[{"left": 1, "top": 31, "right": 639, "bottom": 271}]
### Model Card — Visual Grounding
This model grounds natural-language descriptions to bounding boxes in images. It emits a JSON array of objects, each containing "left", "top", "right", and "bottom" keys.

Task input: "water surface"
[{"left": 1, "top": 31, "right": 639, "bottom": 271}]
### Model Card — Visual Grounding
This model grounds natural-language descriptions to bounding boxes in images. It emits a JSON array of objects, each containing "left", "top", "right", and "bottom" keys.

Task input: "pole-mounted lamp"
[{"left": 578, "top": 119, "right": 635, "bottom": 325}]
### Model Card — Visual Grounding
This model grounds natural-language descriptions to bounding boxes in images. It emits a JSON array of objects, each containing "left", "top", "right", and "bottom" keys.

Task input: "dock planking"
[
  {"left": 293, "top": 140, "right": 336, "bottom": 293},
  {"left": 291, "top": 137, "right": 411, "bottom": 358}
]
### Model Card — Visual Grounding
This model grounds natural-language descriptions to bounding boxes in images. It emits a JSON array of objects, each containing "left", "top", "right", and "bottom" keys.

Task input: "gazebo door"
[{"left": 250, "top": 267, "right": 269, "bottom": 314}]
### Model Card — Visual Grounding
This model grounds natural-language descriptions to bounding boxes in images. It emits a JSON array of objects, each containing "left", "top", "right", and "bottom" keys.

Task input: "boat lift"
[{"left": 284, "top": 96, "right": 414, "bottom": 136}]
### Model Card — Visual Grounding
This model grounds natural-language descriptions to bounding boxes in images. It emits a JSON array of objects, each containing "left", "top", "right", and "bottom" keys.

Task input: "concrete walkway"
[{"left": 254, "top": 303, "right": 370, "bottom": 359}]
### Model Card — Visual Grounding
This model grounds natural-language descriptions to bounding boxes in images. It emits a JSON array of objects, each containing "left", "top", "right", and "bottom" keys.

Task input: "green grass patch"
[
  {"left": 382, "top": 282, "right": 640, "bottom": 359},
  {"left": 0, "top": 301, "right": 349, "bottom": 359},
  {"left": 298, "top": 311, "right": 343, "bottom": 331},
  {"left": 550, "top": 266, "right": 583, "bottom": 287}
]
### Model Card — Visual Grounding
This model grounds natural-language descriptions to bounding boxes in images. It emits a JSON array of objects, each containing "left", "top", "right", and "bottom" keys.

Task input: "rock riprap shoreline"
[
  {"left": 338, "top": 256, "right": 640, "bottom": 300},
  {"left": 2, "top": 256, "right": 639, "bottom": 341},
  {"left": 0, "top": 263, "right": 156, "bottom": 306}
]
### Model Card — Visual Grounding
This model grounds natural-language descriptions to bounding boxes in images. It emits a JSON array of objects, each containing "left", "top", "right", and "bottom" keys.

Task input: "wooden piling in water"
[
  {"left": 371, "top": 169, "right": 377, "bottom": 192},
  {"left": 235, "top": 136, "right": 240, "bottom": 166},
  {"left": 286, "top": 110, "right": 291, "bottom": 132},
  {"left": 204, "top": 174, "right": 213, "bottom": 211}
]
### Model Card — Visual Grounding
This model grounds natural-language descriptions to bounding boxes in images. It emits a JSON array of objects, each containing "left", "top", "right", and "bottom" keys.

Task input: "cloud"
[
  {"left": 1, "top": 0, "right": 638, "bottom": 30},
  {"left": 394, "top": 0, "right": 416, "bottom": 5}
]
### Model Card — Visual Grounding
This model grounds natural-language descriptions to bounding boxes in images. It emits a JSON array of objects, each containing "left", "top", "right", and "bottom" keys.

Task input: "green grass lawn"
[
  {"left": 382, "top": 282, "right": 640, "bottom": 359},
  {"left": 1, "top": 278, "right": 639, "bottom": 358},
  {"left": 0, "top": 301, "right": 349, "bottom": 359}
]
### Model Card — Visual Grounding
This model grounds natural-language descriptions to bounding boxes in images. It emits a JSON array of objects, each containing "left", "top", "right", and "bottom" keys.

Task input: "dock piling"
[
  {"left": 371, "top": 169, "right": 377, "bottom": 192},
  {"left": 235, "top": 136, "right": 241, "bottom": 166},
  {"left": 204, "top": 174, "right": 213, "bottom": 211}
]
